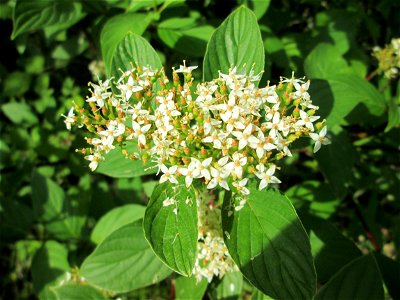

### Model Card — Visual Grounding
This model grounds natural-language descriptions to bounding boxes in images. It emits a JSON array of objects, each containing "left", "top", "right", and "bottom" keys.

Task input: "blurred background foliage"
[{"left": 0, "top": 0, "right": 399, "bottom": 299}]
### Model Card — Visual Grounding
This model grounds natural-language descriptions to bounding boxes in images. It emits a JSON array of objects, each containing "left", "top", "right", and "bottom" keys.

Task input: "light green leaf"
[
  {"left": 96, "top": 148, "right": 156, "bottom": 178},
  {"left": 175, "top": 276, "right": 208, "bottom": 300},
  {"left": 286, "top": 181, "right": 340, "bottom": 219},
  {"left": 203, "top": 6, "right": 264, "bottom": 81},
  {"left": 31, "top": 241, "right": 70, "bottom": 295},
  {"left": 12, "top": 0, "right": 84, "bottom": 39},
  {"left": 304, "top": 43, "right": 350, "bottom": 79},
  {"left": 2, "top": 102, "right": 38, "bottom": 125},
  {"left": 143, "top": 180, "right": 198, "bottom": 276},
  {"left": 51, "top": 285, "right": 108, "bottom": 300},
  {"left": 3, "top": 71, "right": 31, "bottom": 97},
  {"left": 222, "top": 187, "right": 316, "bottom": 299},
  {"left": 215, "top": 271, "right": 243, "bottom": 298},
  {"left": 101, "top": 13, "right": 154, "bottom": 76},
  {"left": 315, "top": 254, "right": 384, "bottom": 300},
  {"left": 158, "top": 18, "right": 214, "bottom": 57},
  {"left": 385, "top": 96, "right": 400, "bottom": 132},
  {"left": 300, "top": 214, "right": 362, "bottom": 283},
  {"left": 239, "top": 0, "right": 271, "bottom": 20},
  {"left": 31, "top": 171, "right": 65, "bottom": 222},
  {"left": 91, "top": 204, "right": 146, "bottom": 245},
  {"left": 81, "top": 221, "right": 172, "bottom": 293},
  {"left": 111, "top": 33, "right": 161, "bottom": 79},
  {"left": 310, "top": 74, "right": 386, "bottom": 127}
]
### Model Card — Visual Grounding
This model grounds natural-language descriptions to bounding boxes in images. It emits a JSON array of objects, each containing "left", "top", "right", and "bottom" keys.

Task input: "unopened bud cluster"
[
  {"left": 372, "top": 38, "right": 400, "bottom": 79},
  {"left": 64, "top": 62, "right": 329, "bottom": 206}
]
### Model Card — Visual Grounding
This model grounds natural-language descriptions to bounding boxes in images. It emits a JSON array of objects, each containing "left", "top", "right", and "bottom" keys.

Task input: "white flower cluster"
[
  {"left": 65, "top": 62, "right": 329, "bottom": 201},
  {"left": 192, "top": 189, "right": 237, "bottom": 282}
]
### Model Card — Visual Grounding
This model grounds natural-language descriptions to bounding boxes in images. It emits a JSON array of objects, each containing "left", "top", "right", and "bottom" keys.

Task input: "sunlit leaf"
[
  {"left": 203, "top": 6, "right": 264, "bottom": 81},
  {"left": 81, "top": 221, "right": 172, "bottom": 293},
  {"left": 144, "top": 180, "right": 198, "bottom": 276}
]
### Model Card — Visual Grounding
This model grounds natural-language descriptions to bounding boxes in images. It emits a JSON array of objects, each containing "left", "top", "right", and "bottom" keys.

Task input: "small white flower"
[
  {"left": 175, "top": 60, "right": 198, "bottom": 73},
  {"left": 233, "top": 178, "right": 250, "bottom": 195},
  {"left": 179, "top": 158, "right": 201, "bottom": 187},
  {"left": 225, "top": 152, "right": 247, "bottom": 178},
  {"left": 159, "top": 165, "right": 178, "bottom": 184},
  {"left": 128, "top": 121, "right": 151, "bottom": 145},
  {"left": 255, "top": 164, "right": 281, "bottom": 190},
  {"left": 232, "top": 124, "right": 259, "bottom": 150},
  {"left": 85, "top": 152, "right": 104, "bottom": 171},
  {"left": 309, "top": 126, "right": 331, "bottom": 153},
  {"left": 119, "top": 76, "right": 143, "bottom": 100},
  {"left": 62, "top": 107, "right": 75, "bottom": 130},
  {"left": 163, "top": 197, "right": 176, "bottom": 207},
  {"left": 295, "top": 110, "right": 320, "bottom": 131}
]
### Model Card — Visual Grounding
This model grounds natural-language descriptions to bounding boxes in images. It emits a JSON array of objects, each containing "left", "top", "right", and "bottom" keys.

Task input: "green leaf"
[
  {"left": 203, "top": 6, "right": 264, "bottom": 81},
  {"left": 300, "top": 214, "right": 362, "bottom": 283},
  {"left": 286, "top": 180, "right": 340, "bottom": 219},
  {"left": 310, "top": 74, "right": 386, "bottom": 127},
  {"left": 215, "top": 271, "right": 243, "bottom": 299},
  {"left": 315, "top": 126, "right": 356, "bottom": 198},
  {"left": 304, "top": 43, "right": 350, "bottom": 79},
  {"left": 91, "top": 204, "right": 146, "bottom": 245},
  {"left": 96, "top": 148, "right": 156, "bottom": 178},
  {"left": 385, "top": 96, "right": 400, "bottom": 132},
  {"left": 143, "top": 181, "right": 198, "bottom": 276},
  {"left": 2, "top": 71, "right": 31, "bottom": 97},
  {"left": 157, "top": 18, "right": 214, "bottom": 57},
  {"left": 51, "top": 285, "right": 108, "bottom": 300},
  {"left": 2, "top": 102, "right": 38, "bottom": 126},
  {"left": 12, "top": 0, "right": 84, "bottom": 39},
  {"left": 31, "top": 241, "right": 70, "bottom": 295},
  {"left": 240, "top": 0, "right": 271, "bottom": 20},
  {"left": 222, "top": 187, "right": 316, "bottom": 299},
  {"left": 31, "top": 171, "right": 65, "bottom": 222},
  {"left": 175, "top": 276, "right": 208, "bottom": 300},
  {"left": 101, "top": 13, "right": 154, "bottom": 76},
  {"left": 81, "top": 221, "right": 172, "bottom": 293},
  {"left": 315, "top": 254, "right": 384, "bottom": 300},
  {"left": 111, "top": 33, "right": 162, "bottom": 79},
  {"left": 374, "top": 253, "right": 400, "bottom": 300}
]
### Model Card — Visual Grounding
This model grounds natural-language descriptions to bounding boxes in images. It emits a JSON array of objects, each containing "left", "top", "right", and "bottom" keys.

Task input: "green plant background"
[{"left": 1, "top": 0, "right": 399, "bottom": 299}]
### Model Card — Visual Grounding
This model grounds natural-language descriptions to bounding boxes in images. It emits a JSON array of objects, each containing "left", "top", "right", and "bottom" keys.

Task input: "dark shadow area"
[{"left": 307, "top": 79, "right": 334, "bottom": 123}]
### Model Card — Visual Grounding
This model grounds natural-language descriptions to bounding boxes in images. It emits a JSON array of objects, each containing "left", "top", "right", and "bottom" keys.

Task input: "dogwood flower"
[{"left": 309, "top": 126, "right": 331, "bottom": 152}]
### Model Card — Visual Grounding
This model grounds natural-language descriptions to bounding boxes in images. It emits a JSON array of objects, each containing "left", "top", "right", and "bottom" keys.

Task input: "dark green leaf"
[
  {"left": 315, "top": 254, "right": 384, "bottom": 300},
  {"left": 12, "top": 0, "right": 84, "bottom": 39},
  {"left": 315, "top": 126, "right": 356, "bottom": 198},
  {"left": 203, "top": 6, "right": 264, "bottom": 81},
  {"left": 222, "top": 187, "right": 316, "bottom": 299},
  {"left": 81, "top": 222, "right": 172, "bottom": 293},
  {"left": 374, "top": 253, "right": 400, "bottom": 300},
  {"left": 91, "top": 204, "right": 146, "bottom": 244},
  {"left": 111, "top": 33, "right": 161, "bottom": 79},
  {"left": 300, "top": 214, "right": 362, "bottom": 283},
  {"left": 144, "top": 181, "right": 198, "bottom": 276},
  {"left": 31, "top": 171, "right": 65, "bottom": 222}
]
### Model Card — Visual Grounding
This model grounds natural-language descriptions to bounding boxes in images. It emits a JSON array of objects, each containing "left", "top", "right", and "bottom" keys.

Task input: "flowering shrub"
[{"left": 2, "top": 0, "right": 399, "bottom": 299}]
